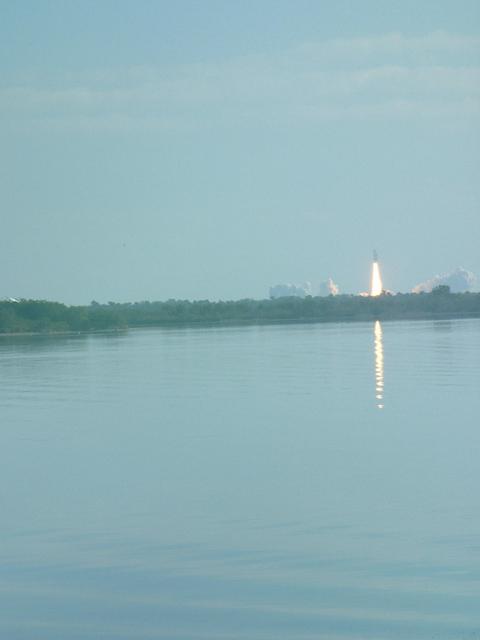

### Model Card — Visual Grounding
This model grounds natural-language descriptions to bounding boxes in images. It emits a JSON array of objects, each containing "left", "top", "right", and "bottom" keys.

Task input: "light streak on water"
[{"left": 374, "top": 320, "right": 384, "bottom": 409}]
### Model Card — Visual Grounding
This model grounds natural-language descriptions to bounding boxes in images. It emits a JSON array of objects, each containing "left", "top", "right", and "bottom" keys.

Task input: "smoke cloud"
[
  {"left": 269, "top": 282, "right": 312, "bottom": 299},
  {"left": 412, "top": 267, "right": 477, "bottom": 293},
  {"left": 318, "top": 278, "right": 340, "bottom": 297},
  {"left": 269, "top": 278, "right": 339, "bottom": 299}
]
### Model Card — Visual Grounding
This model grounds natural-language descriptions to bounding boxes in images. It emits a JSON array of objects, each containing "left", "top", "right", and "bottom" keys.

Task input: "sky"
[{"left": 1, "top": 0, "right": 479, "bottom": 303}]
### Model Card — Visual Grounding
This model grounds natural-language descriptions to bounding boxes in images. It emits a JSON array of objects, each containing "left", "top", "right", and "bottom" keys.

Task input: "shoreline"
[{"left": 1, "top": 309, "right": 479, "bottom": 337}]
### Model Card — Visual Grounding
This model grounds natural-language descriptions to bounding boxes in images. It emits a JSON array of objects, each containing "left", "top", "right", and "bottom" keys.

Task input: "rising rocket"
[{"left": 370, "top": 250, "right": 383, "bottom": 296}]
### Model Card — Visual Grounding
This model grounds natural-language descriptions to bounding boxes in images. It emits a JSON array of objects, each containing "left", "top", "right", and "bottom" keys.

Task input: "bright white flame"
[
  {"left": 370, "top": 261, "right": 383, "bottom": 297},
  {"left": 374, "top": 320, "right": 384, "bottom": 409}
]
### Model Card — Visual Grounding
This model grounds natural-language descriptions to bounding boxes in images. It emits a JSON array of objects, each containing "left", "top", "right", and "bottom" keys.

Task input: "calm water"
[{"left": 1, "top": 319, "right": 479, "bottom": 639}]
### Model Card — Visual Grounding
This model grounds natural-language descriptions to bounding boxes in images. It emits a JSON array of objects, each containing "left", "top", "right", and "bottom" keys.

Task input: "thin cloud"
[{"left": 2, "top": 32, "right": 479, "bottom": 132}]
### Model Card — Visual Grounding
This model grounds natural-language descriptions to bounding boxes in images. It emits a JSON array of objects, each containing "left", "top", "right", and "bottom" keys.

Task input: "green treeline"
[
  {"left": 1, "top": 287, "right": 480, "bottom": 334},
  {"left": 0, "top": 300, "right": 126, "bottom": 334}
]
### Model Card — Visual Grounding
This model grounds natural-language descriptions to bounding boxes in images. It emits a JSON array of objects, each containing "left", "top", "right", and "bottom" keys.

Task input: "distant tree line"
[
  {"left": 0, "top": 300, "right": 126, "bottom": 334},
  {"left": 1, "top": 286, "right": 479, "bottom": 334}
]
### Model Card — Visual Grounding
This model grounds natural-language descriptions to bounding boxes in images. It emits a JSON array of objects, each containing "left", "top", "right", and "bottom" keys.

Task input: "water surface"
[{"left": 1, "top": 319, "right": 479, "bottom": 639}]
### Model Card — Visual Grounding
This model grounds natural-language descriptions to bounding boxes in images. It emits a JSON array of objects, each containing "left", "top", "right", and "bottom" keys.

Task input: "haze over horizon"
[{"left": 1, "top": 1, "right": 479, "bottom": 305}]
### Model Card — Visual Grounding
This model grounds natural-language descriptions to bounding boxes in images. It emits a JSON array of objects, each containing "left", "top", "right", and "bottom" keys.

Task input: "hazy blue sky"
[{"left": 1, "top": 1, "right": 479, "bottom": 303}]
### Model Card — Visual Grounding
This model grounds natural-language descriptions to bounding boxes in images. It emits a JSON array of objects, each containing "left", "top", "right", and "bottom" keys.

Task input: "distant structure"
[
  {"left": 269, "top": 282, "right": 312, "bottom": 299},
  {"left": 318, "top": 278, "right": 339, "bottom": 297},
  {"left": 413, "top": 267, "right": 477, "bottom": 293}
]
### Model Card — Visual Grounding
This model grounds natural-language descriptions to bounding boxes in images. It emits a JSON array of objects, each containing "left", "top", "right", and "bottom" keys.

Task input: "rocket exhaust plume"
[{"left": 370, "top": 250, "right": 383, "bottom": 296}]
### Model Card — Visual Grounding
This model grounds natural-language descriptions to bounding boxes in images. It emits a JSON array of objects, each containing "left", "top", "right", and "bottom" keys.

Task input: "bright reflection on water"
[
  {"left": 1, "top": 320, "right": 480, "bottom": 639},
  {"left": 374, "top": 320, "right": 385, "bottom": 409}
]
